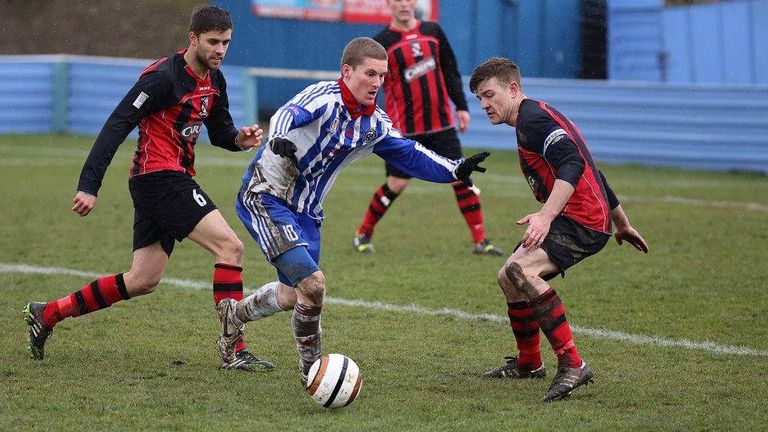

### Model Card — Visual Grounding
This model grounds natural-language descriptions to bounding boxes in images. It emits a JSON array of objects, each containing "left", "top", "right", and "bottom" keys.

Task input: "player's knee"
[
  {"left": 126, "top": 275, "right": 161, "bottom": 296},
  {"left": 387, "top": 177, "right": 409, "bottom": 193},
  {"left": 220, "top": 235, "right": 244, "bottom": 264},
  {"left": 497, "top": 266, "right": 509, "bottom": 289},
  {"left": 296, "top": 272, "right": 326, "bottom": 306},
  {"left": 503, "top": 262, "right": 526, "bottom": 291}
]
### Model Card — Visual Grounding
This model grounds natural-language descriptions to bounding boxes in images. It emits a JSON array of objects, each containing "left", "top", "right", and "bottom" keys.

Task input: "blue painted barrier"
[
  {"left": 462, "top": 78, "right": 768, "bottom": 173},
  {"left": 1, "top": 55, "right": 767, "bottom": 173},
  {"left": 609, "top": 0, "right": 768, "bottom": 85}
]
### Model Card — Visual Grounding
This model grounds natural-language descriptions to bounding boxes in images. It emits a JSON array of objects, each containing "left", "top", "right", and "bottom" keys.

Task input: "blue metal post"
[
  {"left": 52, "top": 58, "right": 69, "bottom": 133},
  {"left": 243, "top": 69, "right": 259, "bottom": 124}
]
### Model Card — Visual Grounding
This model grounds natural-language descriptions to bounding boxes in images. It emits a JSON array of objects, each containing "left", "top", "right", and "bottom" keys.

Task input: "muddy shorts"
[{"left": 516, "top": 215, "right": 611, "bottom": 280}]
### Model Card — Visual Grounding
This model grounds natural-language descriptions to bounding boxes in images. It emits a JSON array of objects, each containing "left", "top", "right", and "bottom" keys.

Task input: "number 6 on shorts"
[{"left": 193, "top": 189, "right": 207, "bottom": 206}]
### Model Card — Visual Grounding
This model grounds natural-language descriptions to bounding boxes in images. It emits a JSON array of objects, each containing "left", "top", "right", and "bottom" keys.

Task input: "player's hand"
[
  {"left": 614, "top": 225, "right": 649, "bottom": 253},
  {"left": 270, "top": 137, "right": 298, "bottom": 164},
  {"left": 236, "top": 124, "right": 263, "bottom": 151},
  {"left": 455, "top": 152, "right": 490, "bottom": 180},
  {"left": 72, "top": 191, "right": 97, "bottom": 217},
  {"left": 456, "top": 110, "right": 470, "bottom": 133},
  {"left": 516, "top": 211, "right": 553, "bottom": 249}
]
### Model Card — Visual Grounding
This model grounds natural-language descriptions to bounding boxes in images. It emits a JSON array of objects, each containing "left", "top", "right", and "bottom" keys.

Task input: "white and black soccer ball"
[{"left": 306, "top": 353, "right": 362, "bottom": 408}]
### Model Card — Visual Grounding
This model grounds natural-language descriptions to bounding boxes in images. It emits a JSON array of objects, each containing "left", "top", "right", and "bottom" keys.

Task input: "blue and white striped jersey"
[{"left": 240, "top": 80, "right": 461, "bottom": 220}]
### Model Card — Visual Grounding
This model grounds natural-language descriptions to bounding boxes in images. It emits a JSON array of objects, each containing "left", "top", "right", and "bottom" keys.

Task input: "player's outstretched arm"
[
  {"left": 235, "top": 124, "right": 264, "bottom": 151},
  {"left": 72, "top": 191, "right": 97, "bottom": 217},
  {"left": 610, "top": 204, "right": 649, "bottom": 253}
]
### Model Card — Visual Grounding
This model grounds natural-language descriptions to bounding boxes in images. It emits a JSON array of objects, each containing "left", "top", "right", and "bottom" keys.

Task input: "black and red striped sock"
[
  {"left": 529, "top": 288, "right": 582, "bottom": 368},
  {"left": 213, "top": 263, "right": 246, "bottom": 353},
  {"left": 357, "top": 183, "right": 399, "bottom": 237},
  {"left": 507, "top": 301, "right": 542, "bottom": 369},
  {"left": 40, "top": 274, "right": 130, "bottom": 328},
  {"left": 452, "top": 181, "right": 485, "bottom": 243}
]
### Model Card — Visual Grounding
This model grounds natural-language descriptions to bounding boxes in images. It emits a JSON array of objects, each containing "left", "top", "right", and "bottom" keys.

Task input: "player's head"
[
  {"left": 469, "top": 57, "right": 524, "bottom": 126},
  {"left": 340, "top": 37, "right": 388, "bottom": 106},
  {"left": 387, "top": 0, "right": 417, "bottom": 27},
  {"left": 187, "top": 6, "right": 233, "bottom": 71}
]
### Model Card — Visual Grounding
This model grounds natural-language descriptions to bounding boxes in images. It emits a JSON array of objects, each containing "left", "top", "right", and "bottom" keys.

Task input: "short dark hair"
[
  {"left": 341, "top": 37, "right": 387, "bottom": 69},
  {"left": 190, "top": 5, "right": 232, "bottom": 34},
  {"left": 469, "top": 57, "right": 521, "bottom": 93}
]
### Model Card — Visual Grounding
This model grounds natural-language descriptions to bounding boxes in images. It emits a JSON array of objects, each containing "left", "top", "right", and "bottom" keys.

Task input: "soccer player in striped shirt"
[
  {"left": 352, "top": 0, "right": 503, "bottom": 256},
  {"left": 470, "top": 57, "right": 648, "bottom": 402},
  {"left": 23, "top": 6, "right": 272, "bottom": 371},
  {"left": 215, "top": 37, "right": 491, "bottom": 384}
]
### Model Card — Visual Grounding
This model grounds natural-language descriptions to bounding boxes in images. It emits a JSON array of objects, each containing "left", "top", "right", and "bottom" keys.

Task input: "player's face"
[
  {"left": 388, "top": 0, "right": 417, "bottom": 25},
  {"left": 190, "top": 29, "right": 232, "bottom": 71},
  {"left": 474, "top": 77, "right": 518, "bottom": 125},
  {"left": 343, "top": 58, "right": 388, "bottom": 106}
]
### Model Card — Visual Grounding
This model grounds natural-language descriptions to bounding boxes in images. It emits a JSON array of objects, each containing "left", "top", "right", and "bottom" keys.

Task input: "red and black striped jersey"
[
  {"left": 77, "top": 49, "right": 241, "bottom": 196},
  {"left": 515, "top": 99, "right": 612, "bottom": 234},
  {"left": 373, "top": 21, "right": 468, "bottom": 136}
]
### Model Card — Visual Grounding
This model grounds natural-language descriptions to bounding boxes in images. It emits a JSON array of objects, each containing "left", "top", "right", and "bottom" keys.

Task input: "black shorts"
[
  {"left": 517, "top": 216, "right": 611, "bottom": 280},
  {"left": 385, "top": 128, "right": 463, "bottom": 178},
  {"left": 128, "top": 171, "right": 217, "bottom": 256}
]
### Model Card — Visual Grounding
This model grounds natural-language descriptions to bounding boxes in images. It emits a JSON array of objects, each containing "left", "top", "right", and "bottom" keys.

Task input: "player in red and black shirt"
[
  {"left": 23, "top": 6, "right": 271, "bottom": 371},
  {"left": 352, "top": 0, "right": 503, "bottom": 256},
  {"left": 469, "top": 57, "right": 649, "bottom": 402}
]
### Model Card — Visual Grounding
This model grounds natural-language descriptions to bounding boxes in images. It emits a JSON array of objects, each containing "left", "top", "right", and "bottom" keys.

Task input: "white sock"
[{"left": 237, "top": 282, "right": 286, "bottom": 323}]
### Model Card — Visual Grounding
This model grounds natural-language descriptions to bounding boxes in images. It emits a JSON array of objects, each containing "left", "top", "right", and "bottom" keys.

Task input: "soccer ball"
[{"left": 306, "top": 353, "right": 362, "bottom": 408}]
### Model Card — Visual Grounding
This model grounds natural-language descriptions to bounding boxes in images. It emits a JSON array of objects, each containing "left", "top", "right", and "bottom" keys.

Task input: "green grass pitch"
[{"left": 1, "top": 134, "right": 767, "bottom": 431}]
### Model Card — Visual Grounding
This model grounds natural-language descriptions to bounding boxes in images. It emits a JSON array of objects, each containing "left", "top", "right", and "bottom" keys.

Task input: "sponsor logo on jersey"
[
  {"left": 404, "top": 57, "right": 436, "bottom": 82},
  {"left": 410, "top": 42, "right": 423, "bottom": 58},
  {"left": 132, "top": 92, "right": 149, "bottom": 109},
  {"left": 181, "top": 122, "right": 203, "bottom": 139}
]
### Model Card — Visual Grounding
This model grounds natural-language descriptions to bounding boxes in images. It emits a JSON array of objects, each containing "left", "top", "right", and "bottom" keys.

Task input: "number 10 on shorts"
[{"left": 282, "top": 224, "right": 299, "bottom": 241}]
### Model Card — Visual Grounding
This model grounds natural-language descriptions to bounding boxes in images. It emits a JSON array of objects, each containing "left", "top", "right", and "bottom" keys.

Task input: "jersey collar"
[
  {"left": 389, "top": 19, "right": 421, "bottom": 34},
  {"left": 338, "top": 78, "right": 376, "bottom": 119},
  {"left": 179, "top": 48, "right": 212, "bottom": 84}
]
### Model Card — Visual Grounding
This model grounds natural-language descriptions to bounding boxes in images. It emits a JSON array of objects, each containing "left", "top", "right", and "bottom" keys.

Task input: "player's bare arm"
[
  {"left": 610, "top": 204, "right": 649, "bottom": 253},
  {"left": 72, "top": 191, "right": 97, "bottom": 217},
  {"left": 236, "top": 124, "right": 264, "bottom": 150},
  {"left": 517, "top": 179, "right": 575, "bottom": 248}
]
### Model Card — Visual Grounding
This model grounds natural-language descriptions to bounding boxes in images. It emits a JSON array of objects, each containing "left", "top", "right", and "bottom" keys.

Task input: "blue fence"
[
  {"left": 0, "top": 59, "right": 56, "bottom": 133},
  {"left": 609, "top": 0, "right": 768, "bottom": 85},
  {"left": 0, "top": 55, "right": 250, "bottom": 141},
  {"left": 1, "top": 55, "right": 767, "bottom": 173},
  {"left": 463, "top": 78, "right": 768, "bottom": 173}
]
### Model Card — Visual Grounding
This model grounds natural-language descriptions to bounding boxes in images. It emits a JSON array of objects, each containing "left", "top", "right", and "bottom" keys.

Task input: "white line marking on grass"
[
  {"left": 4, "top": 262, "right": 767, "bottom": 357},
  {"left": 659, "top": 196, "right": 768, "bottom": 214}
]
